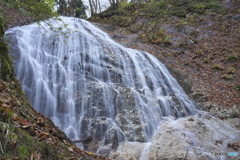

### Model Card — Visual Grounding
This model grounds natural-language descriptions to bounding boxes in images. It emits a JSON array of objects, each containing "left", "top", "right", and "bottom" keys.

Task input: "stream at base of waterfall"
[{"left": 6, "top": 17, "right": 239, "bottom": 159}]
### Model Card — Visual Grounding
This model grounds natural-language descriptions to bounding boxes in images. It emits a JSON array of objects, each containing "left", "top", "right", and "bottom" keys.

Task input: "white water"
[
  {"left": 6, "top": 16, "right": 198, "bottom": 154},
  {"left": 139, "top": 142, "right": 151, "bottom": 160}
]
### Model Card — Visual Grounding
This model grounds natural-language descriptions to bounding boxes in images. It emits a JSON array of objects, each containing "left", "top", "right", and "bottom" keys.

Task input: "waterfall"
[{"left": 6, "top": 16, "right": 198, "bottom": 155}]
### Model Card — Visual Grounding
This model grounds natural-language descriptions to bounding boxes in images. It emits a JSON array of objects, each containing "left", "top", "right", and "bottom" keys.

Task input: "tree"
[
  {"left": 55, "top": 0, "right": 86, "bottom": 18},
  {"left": 0, "top": 0, "right": 57, "bottom": 22},
  {"left": 88, "top": 0, "right": 102, "bottom": 15}
]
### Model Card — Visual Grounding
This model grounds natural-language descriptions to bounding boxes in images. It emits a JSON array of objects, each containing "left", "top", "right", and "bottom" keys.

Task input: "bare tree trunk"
[
  {"left": 89, "top": 0, "right": 94, "bottom": 15},
  {"left": 91, "top": 0, "right": 97, "bottom": 13},
  {"left": 97, "top": 0, "right": 101, "bottom": 13},
  {"left": 69, "top": 0, "right": 74, "bottom": 16}
]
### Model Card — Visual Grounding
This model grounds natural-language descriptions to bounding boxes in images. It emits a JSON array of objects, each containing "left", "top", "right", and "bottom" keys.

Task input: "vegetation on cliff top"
[
  {"left": 0, "top": 0, "right": 56, "bottom": 27},
  {"left": 89, "top": 0, "right": 228, "bottom": 45},
  {"left": 0, "top": 0, "right": 87, "bottom": 29},
  {"left": 90, "top": 0, "right": 226, "bottom": 23}
]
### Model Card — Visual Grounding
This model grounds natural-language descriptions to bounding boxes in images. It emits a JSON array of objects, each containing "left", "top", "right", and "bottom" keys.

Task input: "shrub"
[
  {"left": 110, "top": 15, "right": 131, "bottom": 27},
  {"left": 0, "top": 0, "right": 57, "bottom": 22}
]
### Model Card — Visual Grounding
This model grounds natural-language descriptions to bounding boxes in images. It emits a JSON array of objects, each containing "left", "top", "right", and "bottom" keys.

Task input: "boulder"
[
  {"left": 109, "top": 112, "right": 240, "bottom": 160},
  {"left": 148, "top": 113, "right": 240, "bottom": 160}
]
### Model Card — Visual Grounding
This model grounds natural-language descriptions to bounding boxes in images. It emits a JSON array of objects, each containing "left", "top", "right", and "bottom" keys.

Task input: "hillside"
[{"left": 89, "top": 0, "right": 240, "bottom": 118}]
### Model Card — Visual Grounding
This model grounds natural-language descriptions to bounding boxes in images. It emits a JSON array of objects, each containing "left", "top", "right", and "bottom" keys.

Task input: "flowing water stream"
[{"left": 6, "top": 16, "right": 198, "bottom": 155}]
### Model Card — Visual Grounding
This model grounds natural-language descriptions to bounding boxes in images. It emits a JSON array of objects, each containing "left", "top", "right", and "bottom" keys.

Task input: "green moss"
[
  {"left": 0, "top": 16, "right": 5, "bottom": 38},
  {"left": 144, "top": 0, "right": 226, "bottom": 19},
  {"left": 109, "top": 15, "right": 131, "bottom": 27},
  {"left": 141, "top": 27, "right": 172, "bottom": 45},
  {"left": 118, "top": 0, "right": 131, "bottom": 12},
  {"left": 16, "top": 127, "right": 66, "bottom": 160},
  {"left": 235, "top": 84, "right": 240, "bottom": 91},
  {"left": 227, "top": 67, "right": 235, "bottom": 74},
  {"left": 0, "top": 16, "right": 14, "bottom": 81},
  {"left": 188, "top": 1, "right": 226, "bottom": 14},
  {"left": 226, "top": 54, "right": 238, "bottom": 61},
  {"left": 0, "top": 106, "right": 14, "bottom": 121},
  {"left": 221, "top": 74, "right": 234, "bottom": 80},
  {"left": 19, "top": 145, "right": 29, "bottom": 160},
  {"left": 211, "top": 64, "right": 221, "bottom": 70},
  {"left": 0, "top": 122, "right": 18, "bottom": 158},
  {"left": 203, "top": 58, "right": 210, "bottom": 63},
  {"left": 0, "top": 108, "right": 68, "bottom": 159}
]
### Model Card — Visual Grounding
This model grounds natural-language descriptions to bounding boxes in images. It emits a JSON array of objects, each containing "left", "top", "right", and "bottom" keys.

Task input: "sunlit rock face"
[{"left": 6, "top": 16, "right": 198, "bottom": 154}]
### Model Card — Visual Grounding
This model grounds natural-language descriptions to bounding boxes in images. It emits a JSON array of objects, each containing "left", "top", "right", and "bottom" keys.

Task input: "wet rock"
[{"left": 74, "top": 82, "right": 146, "bottom": 153}]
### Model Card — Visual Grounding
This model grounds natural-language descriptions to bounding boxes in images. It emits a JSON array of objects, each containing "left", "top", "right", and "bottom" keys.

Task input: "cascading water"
[{"left": 6, "top": 16, "right": 198, "bottom": 155}]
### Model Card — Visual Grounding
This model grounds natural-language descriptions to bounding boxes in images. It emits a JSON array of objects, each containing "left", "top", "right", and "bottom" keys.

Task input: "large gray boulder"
[{"left": 109, "top": 112, "right": 240, "bottom": 160}]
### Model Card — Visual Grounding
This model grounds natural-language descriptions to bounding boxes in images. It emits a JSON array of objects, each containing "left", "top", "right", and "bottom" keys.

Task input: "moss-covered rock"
[
  {"left": 0, "top": 16, "right": 14, "bottom": 81},
  {"left": 0, "top": 42, "right": 14, "bottom": 81}
]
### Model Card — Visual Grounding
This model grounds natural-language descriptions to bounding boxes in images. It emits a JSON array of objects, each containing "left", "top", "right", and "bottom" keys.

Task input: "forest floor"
[{"left": 89, "top": 0, "right": 240, "bottom": 119}]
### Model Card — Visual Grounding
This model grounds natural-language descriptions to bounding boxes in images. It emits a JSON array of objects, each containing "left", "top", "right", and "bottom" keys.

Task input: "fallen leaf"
[
  {"left": 21, "top": 124, "right": 31, "bottom": 129},
  {"left": 68, "top": 147, "right": 74, "bottom": 152},
  {"left": 89, "top": 152, "right": 95, "bottom": 155}
]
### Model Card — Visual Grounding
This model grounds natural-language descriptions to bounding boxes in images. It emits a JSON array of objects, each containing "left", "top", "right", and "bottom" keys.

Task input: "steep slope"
[{"left": 89, "top": 0, "right": 240, "bottom": 118}]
